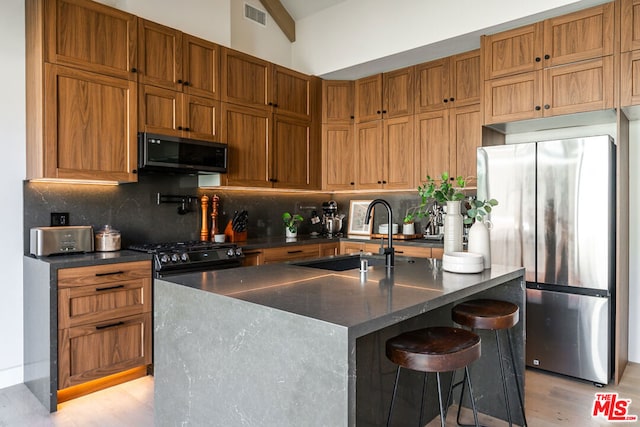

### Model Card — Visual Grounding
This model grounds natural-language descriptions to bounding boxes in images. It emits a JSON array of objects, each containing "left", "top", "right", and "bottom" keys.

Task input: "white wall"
[
  {"left": 0, "top": 0, "right": 26, "bottom": 388},
  {"left": 628, "top": 122, "right": 640, "bottom": 362}
]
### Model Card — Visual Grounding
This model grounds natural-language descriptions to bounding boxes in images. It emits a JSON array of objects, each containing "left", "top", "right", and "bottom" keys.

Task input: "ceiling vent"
[{"left": 244, "top": 3, "right": 267, "bottom": 26}]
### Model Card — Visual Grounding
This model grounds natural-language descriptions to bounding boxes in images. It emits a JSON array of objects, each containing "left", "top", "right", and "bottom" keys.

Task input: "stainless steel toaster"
[{"left": 30, "top": 226, "right": 94, "bottom": 256}]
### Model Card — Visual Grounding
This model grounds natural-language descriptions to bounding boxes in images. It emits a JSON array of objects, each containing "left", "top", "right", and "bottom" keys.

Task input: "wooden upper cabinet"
[
  {"left": 271, "top": 114, "right": 316, "bottom": 189},
  {"left": 621, "top": 0, "right": 640, "bottom": 52},
  {"left": 182, "top": 34, "right": 220, "bottom": 99},
  {"left": 42, "top": 64, "right": 137, "bottom": 182},
  {"left": 621, "top": 50, "right": 640, "bottom": 106},
  {"left": 415, "top": 109, "right": 450, "bottom": 185},
  {"left": 483, "top": 3, "right": 613, "bottom": 79},
  {"left": 482, "top": 23, "right": 543, "bottom": 80},
  {"left": 543, "top": 2, "right": 614, "bottom": 68},
  {"left": 137, "top": 19, "right": 182, "bottom": 91},
  {"left": 322, "top": 80, "right": 354, "bottom": 123},
  {"left": 484, "top": 71, "right": 543, "bottom": 124},
  {"left": 221, "top": 48, "right": 270, "bottom": 108},
  {"left": 184, "top": 95, "right": 221, "bottom": 141},
  {"left": 355, "top": 68, "right": 413, "bottom": 122},
  {"left": 272, "top": 66, "right": 313, "bottom": 120},
  {"left": 44, "top": 0, "right": 137, "bottom": 80},
  {"left": 355, "top": 74, "right": 383, "bottom": 122},
  {"left": 322, "top": 124, "right": 356, "bottom": 190},
  {"left": 450, "top": 104, "right": 481, "bottom": 187},
  {"left": 415, "top": 50, "right": 480, "bottom": 113}
]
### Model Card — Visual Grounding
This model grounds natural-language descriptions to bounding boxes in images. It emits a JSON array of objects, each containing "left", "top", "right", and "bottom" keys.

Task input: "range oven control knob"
[
  {"left": 226, "top": 248, "right": 235, "bottom": 258},
  {"left": 160, "top": 254, "right": 170, "bottom": 264},
  {"left": 180, "top": 253, "right": 189, "bottom": 262},
  {"left": 171, "top": 253, "right": 180, "bottom": 263},
  {"left": 235, "top": 248, "right": 243, "bottom": 257}
]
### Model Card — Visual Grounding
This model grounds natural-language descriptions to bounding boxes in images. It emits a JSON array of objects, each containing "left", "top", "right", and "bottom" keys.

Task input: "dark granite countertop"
[{"left": 24, "top": 250, "right": 152, "bottom": 270}]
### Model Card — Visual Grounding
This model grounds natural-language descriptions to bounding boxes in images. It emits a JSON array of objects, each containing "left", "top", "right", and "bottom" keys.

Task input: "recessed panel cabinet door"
[
  {"left": 621, "top": 0, "right": 640, "bottom": 52},
  {"left": 183, "top": 34, "right": 220, "bottom": 100},
  {"left": 273, "top": 66, "right": 312, "bottom": 120},
  {"left": 222, "top": 48, "right": 269, "bottom": 108},
  {"left": 621, "top": 50, "right": 640, "bottom": 106},
  {"left": 222, "top": 103, "right": 270, "bottom": 187},
  {"left": 322, "top": 80, "right": 354, "bottom": 123},
  {"left": 484, "top": 71, "right": 543, "bottom": 124},
  {"left": 137, "top": 19, "right": 182, "bottom": 91},
  {"left": 451, "top": 104, "right": 481, "bottom": 187},
  {"left": 355, "top": 74, "right": 383, "bottom": 123},
  {"left": 415, "top": 58, "right": 450, "bottom": 112},
  {"left": 45, "top": 0, "right": 137, "bottom": 79},
  {"left": 138, "top": 84, "right": 182, "bottom": 137},
  {"left": 383, "top": 67, "right": 413, "bottom": 118},
  {"left": 322, "top": 124, "right": 356, "bottom": 190},
  {"left": 45, "top": 64, "right": 137, "bottom": 182},
  {"left": 272, "top": 115, "right": 312, "bottom": 189},
  {"left": 384, "top": 116, "right": 414, "bottom": 189},
  {"left": 184, "top": 95, "right": 220, "bottom": 142},
  {"left": 356, "top": 121, "right": 384, "bottom": 188},
  {"left": 415, "top": 110, "right": 450, "bottom": 184},
  {"left": 482, "top": 23, "right": 543, "bottom": 80}
]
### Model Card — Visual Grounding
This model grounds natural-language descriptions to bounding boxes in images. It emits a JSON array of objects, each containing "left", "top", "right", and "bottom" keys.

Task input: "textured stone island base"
[{"left": 154, "top": 280, "right": 349, "bottom": 426}]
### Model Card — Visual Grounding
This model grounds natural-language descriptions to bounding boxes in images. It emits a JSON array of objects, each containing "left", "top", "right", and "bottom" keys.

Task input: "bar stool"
[
  {"left": 385, "top": 326, "right": 481, "bottom": 427},
  {"left": 451, "top": 299, "right": 527, "bottom": 427}
]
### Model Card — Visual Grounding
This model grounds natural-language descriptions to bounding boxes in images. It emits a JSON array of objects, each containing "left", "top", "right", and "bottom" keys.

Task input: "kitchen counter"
[
  {"left": 239, "top": 234, "right": 445, "bottom": 251},
  {"left": 153, "top": 257, "right": 525, "bottom": 426}
]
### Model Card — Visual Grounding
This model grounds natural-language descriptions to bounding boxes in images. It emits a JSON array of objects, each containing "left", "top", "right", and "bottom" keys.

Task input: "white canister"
[
  {"left": 467, "top": 220, "right": 492, "bottom": 269},
  {"left": 95, "top": 225, "right": 121, "bottom": 252}
]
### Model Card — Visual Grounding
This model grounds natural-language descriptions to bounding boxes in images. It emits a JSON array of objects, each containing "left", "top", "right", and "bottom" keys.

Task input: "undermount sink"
[{"left": 293, "top": 254, "right": 385, "bottom": 271}]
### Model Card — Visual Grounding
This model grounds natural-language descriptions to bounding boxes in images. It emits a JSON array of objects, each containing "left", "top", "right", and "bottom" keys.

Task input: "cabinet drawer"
[
  {"left": 392, "top": 246, "right": 432, "bottom": 258},
  {"left": 262, "top": 244, "right": 320, "bottom": 263},
  {"left": 58, "top": 260, "right": 151, "bottom": 288},
  {"left": 58, "top": 312, "right": 152, "bottom": 389},
  {"left": 58, "top": 279, "right": 151, "bottom": 329}
]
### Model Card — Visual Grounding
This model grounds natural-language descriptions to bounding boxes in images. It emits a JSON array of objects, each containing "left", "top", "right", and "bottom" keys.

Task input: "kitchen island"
[{"left": 153, "top": 256, "right": 525, "bottom": 426}]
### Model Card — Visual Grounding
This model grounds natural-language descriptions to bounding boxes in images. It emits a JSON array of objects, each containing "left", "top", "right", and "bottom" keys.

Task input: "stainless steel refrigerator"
[{"left": 477, "top": 135, "right": 615, "bottom": 385}]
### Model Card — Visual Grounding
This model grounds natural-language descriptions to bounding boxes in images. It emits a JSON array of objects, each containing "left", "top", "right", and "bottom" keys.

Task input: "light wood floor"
[{"left": 1, "top": 364, "right": 638, "bottom": 426}]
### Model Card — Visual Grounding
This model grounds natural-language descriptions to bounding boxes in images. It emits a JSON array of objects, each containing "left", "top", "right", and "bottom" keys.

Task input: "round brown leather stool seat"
[
  {"left": 451, "top": 299, "right": 527, "bottom": 427},
  {"left": 385, "top": 327, "right": 481, "bottom": 427}
]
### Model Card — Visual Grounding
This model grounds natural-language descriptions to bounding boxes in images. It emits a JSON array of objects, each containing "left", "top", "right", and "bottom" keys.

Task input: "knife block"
[{"left": 224, "top": 220, "right": 247, "bottom": 243}]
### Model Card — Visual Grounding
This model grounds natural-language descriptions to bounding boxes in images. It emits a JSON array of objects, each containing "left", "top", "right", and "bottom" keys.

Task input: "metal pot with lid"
[{"left": 95, "top": 225, "right": 121, "bottom": 252}]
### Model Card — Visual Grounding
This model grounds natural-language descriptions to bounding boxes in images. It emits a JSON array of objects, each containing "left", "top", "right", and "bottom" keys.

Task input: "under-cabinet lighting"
[{"left": 28, "top": 178, "right": 120, "bottom": 186}]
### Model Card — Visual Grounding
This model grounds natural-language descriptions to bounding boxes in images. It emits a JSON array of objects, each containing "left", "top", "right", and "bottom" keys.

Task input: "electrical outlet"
[{"left": 51, "top": 212, "right": 69, "bottom": 226}]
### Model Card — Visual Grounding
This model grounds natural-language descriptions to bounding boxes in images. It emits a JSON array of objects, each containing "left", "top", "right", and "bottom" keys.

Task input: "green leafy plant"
[
  {"left": 464, "top": 198, "right": 499, "bottom": 225},
  {"left": 417, "top": 172, "right": 466, "bottom": 205},
  {"left": 282, "top": 212, "right": 304, "bottom": 232}
]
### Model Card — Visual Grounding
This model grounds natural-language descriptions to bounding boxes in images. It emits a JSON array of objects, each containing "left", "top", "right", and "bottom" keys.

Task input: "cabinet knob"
[
  {"left": 177, "top": 79, "right": 183, "bottom": 84},
  {"left": 382, "top": 180, "right": 387, "bottom": 184},
  {"left": 185, "top": 127, "right": 190, "bottom": 131},
  {"left": 544, "top": 54, "right": 550, "bottom": 60},
  {"left": 132, "top": 169, "right": 138, "bottom": 174},
  {"left": 178, "top": 126, "right": 183, "bottom": 130},
  {"left": 382, "top": 110, "right": 387, "bottom": 113},
  {"left": 350, "top": 115, "right": 355, "bottom": 119},
  {"left": 535, "top": 106, "right": 541, "bottom": 111},
  {"left": 377, "top": 110, "right": 381, "bottom": 114},
  {"left": 183, "top": 81, "right": 190, "bottom": 86},
  {"left": 274, "top": 104, "right": 278, "bottom": 108},
  {"left": 350, "top": 182, "right": 355, "bottom": 185},
  {"left": 449, "top": 97, "right": 455, "bottom": 102},
  {"left": 544, "top": 104, "right": 550, "bottom": 109},
  {"left": 268, "top": 102, "right": 274, "bottom": 106},
  {"left": 131, "top": 67, "right": 137, "bottom": 73},
  {"left": 443, "top": 99, "right": 448, "bottom": 103},
  {"left": 535, "top": 57, "right": 541, "bottom": 62},
  {"left": 377, "top": 180, "right": 382, "bottom": 184}
]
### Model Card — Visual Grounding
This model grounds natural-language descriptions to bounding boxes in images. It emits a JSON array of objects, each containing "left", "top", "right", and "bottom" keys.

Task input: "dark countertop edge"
[
  {"left": 239, "top": 235, "right": 444, "bottom": 250},
  {"left": 23, "top": 250, "right": 153, "bottom": 270}
]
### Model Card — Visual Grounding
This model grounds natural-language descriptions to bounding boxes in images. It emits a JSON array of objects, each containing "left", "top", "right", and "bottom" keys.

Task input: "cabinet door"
[
  {"left": 45, "top": 0, "right": 137, "bottom": 79},
  {"left": 273, "top": 66, "right": 312, "bottom": 120},
  {"left": 221, "top": 48, "right": 269, "bottom": 108},
  {"left": 393, "top": 246, "right": 432, "bottom": 258},
  {"left": 450, "top": 50, "right": 481, "bottom": 107},
  {"left": 356, "top": 121, "right": 384, "bottom": 188},
  {"left": 355, "top": 74, "right": 383, "bottom": 123},
  {"left": 484, "top": 71, "right": 543, "bottom": 125},
  {"left": 415, "top": 110, "right": 450, "bottom": 185},
  {"left": 138, "top": 84, "right": 182, "bottom": 137},
  {"left": 621, "top": 0, "right": 640, "bottom": 52},
  {"left": 543, "top": 2, "right": 614, "bottom": 68},
  {"left": 450, "top": 104, "right": 481, "bottom": 187},
  {"left": 322, "top": 124, "right": 356, "bottom": 191},
  {"left": 262, "top": 244, "right": 320, "bottom": 263},
  {"left": 383, "top": 67, "right": 414, "bottom": 117},
  {"left": 272, "top": 115, "right": 315, "bottom": 189},
  {"left": 137, "top": 19, "right": 182, "bottom": 91},
  {"left": 322, "top": 80, "right": 354, "bottom": 123},
  {"left": 241, "top": 250, "right": 263, "bottom": 266},
  {"left": 621, "top": 50, "right": 640, "bottom": 106},
  {"left": 222, "top": 103, "right": 270, "bottom": 187},
  {"left": 384, "top": 116, "right": 414, "bottom": 189},
  {"left": 543, "top": 56, "right": 613, "bottom": 117},
  {"left": 44, "top": 64, "right": 137, "bottom": 182},
  {"left": 340, "top": 241, "right": 365, "bottom": 254},
  {"left": 320, "top": 243, "right": 339, "bottom": 257},
  {"left": 184, "top": 95, "right": 221, "bottom": 142},
  {"left": 415, "top": 58, "right": 450, "bottom": 112},
  {"left": 183, "top": 34, "right": 220, "bottom": 100},
  {"left": 482, "top": 23, "right": 543, "bottom": 80},
  {"left": 58, "top": 312, "right": 151, "bottom": 388}
]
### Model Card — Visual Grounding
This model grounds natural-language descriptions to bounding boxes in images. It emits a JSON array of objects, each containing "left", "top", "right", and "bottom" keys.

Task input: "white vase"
[
  {"left": 402, "top": 222, "right": 415, "bottom": 235},
  {"left": 443, "top": 201, "right": 463, "bottom": 254},
  {"left": 468, "top": 220, "right": 492, "bottom": 269},
  {"left": 285, "top": 228, "right": 297, "bottom": 238}
]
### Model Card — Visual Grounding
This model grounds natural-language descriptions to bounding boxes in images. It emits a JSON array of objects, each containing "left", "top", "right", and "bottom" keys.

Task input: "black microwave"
[{"left": 138, "top": 132, "right": 227, "bottom": 174}]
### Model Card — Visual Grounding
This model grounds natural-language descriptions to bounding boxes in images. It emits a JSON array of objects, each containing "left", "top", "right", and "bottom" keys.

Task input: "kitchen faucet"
[{"left": 365, "top": 199, "right": 394, "bottom": 269}]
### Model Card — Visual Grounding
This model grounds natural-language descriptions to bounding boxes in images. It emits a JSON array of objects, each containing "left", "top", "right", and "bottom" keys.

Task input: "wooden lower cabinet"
[
  {"left": 320, "top": 242, "right": 339, "bottom": 257},
  {"left": 57, "top": 261, "right": 152, "bottom": 390},
  {"left": 262, "top": 244, "right": 321, "bottom": 264},
  {"left": 339, "top": 241, "right": 441, "bottom": 259},
  {"left": 241, "top": 250, "right": 263, "bottom": 266}
]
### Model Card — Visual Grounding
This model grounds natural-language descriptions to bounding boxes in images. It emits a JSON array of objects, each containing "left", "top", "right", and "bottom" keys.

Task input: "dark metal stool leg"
[
  {"left": 387, "top": 366, "right": 401, "bottom": 427},
  {"left": 419, "top": 372, "right": 428, "bottom": 427},
  {"left": 436, "top": 373, "right": 446, "bottom": 427},
  {"left": 463, "top": 366, "right": 480, "bottom": 427},
  {"left": 495, "top": 330, "right": 513, "bottom": 427},
  {"left": 507, "top": 328, "right": 528, "bottom": 427},
  {"left": 455, "top": 368, "right": 469, "bottom": 425}
]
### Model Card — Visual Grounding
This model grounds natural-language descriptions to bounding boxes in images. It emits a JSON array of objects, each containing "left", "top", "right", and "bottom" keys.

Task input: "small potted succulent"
[{"left": 282, "top": 212, "right": 304, "bottom": 238}]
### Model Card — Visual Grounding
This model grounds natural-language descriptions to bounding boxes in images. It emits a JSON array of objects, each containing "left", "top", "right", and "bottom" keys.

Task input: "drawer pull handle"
[
  {"left": 96, "top": 284, "right": 125, "bottom": 292},
  {"left": 287, "top": 250, "right": 303, "bottom": 254},
  {"left": 95, "top": 321, "right": 125, "bottom": 330},
  {"left": 95, "top": 271, "right": 124, "bottom": 277}
]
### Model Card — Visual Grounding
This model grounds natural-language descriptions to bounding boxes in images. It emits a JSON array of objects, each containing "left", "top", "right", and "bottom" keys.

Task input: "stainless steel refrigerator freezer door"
[
  {"left": 535, "top": 137, "right": 614, "bottom": 290},
  {"left": 526, "top": 288, "right": 610, "bottom": 384},
  {"left": 477, "top": 144, "right": 536, "bottom": 281}
]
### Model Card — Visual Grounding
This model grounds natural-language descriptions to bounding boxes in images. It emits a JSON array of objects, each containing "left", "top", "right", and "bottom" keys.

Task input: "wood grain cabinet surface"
[
  {"left": 57, "top": 261, "right": 152, "bottom": 390},
  {"left": 322, "top": 123, "right": 356, "bottom": 191},
  {"left": 322, "top": 80, "right": 354, "bottom": 123},
  {"left": 355, "top": 67, "right": 414, "bottom": 123}
]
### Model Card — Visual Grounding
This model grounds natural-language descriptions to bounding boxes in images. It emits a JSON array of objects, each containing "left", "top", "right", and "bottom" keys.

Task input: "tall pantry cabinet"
[{"left": 26, "top": 0, "right": 138, "bottom": 183}]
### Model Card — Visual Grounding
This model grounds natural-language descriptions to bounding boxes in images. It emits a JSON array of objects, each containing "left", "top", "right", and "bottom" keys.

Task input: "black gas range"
[{"left": 129, "top": 240, "right": 244, "bottom": 277}]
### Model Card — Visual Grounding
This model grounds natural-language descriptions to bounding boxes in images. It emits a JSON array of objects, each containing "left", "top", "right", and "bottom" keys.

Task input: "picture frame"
[{"left": 348, "top": 200, "right": 374, "bottom": 236}]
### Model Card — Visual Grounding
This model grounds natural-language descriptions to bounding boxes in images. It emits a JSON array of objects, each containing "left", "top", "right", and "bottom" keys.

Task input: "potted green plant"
[
  {"left": 417, "top": 172, "right": 466, "bottom": 253},
  {"left": 282, "top": 212, "right": 304, "bottom": 237},
  {"left": 463, "top": 198, "right": 499, "bottom": 225}
]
